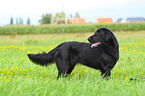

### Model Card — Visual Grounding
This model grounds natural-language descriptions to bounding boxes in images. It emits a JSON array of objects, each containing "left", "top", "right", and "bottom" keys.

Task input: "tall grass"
[
  {"left": 0, "top": 32, "right": 145, "bottom": 96},
  {"left": 0, "top": 23, "right": 145, "bottom": 35}
]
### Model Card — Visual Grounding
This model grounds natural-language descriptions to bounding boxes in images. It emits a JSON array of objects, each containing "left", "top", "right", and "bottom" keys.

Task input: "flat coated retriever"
[{"left": 27, "top": 28, "right": 119, "bottom": 79}]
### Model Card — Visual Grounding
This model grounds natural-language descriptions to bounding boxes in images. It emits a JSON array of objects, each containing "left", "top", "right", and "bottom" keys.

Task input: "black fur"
[
  {"left": 27, "top": 28, "right": 119, "bottom": 79},
  {"left": 130, "top": 78, "right": 145, "bottom": 80}
]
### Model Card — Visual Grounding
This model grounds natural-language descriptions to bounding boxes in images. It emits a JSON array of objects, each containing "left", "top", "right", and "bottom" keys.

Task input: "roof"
[
  {"left": 68, "top": 18, "right": 86, "bottom": 24},
  {"left": 127, "top": 17, "right": 145, "bottom": 22},
  {"left": 97, "top": 18, "right": 113, "bottom": 23},
  {"left": 116, "top": 18, "right": 126, "bottom": 23},
  {"left": 116, "top": 18, "right": 124, "bottom": 22}
]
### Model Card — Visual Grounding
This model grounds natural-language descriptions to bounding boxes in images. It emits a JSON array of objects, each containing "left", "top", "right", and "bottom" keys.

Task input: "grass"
[
  {"left": 0, "top": 31, "right": 145, "bottom": 96},
  {"left": 0, "top": 22, "right": 145, "bottom": 35}
]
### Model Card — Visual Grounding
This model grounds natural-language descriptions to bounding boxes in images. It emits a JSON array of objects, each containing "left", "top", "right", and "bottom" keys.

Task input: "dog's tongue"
[{"left": 91, "top": 42, "right": 101, "bottom": 48}]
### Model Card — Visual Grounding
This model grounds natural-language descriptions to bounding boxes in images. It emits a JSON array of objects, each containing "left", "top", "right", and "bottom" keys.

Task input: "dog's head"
[
  {"left": 88, "top": 28, "right": 113, "bottom": 43},
  {"left": 88, "top": 28, "right": 119, "bottom": 59}
]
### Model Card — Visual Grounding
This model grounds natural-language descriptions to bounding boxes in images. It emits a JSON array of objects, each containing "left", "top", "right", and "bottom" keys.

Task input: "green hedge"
[{"left": 0, "top": 23, "right": 145, "bottom": 35}]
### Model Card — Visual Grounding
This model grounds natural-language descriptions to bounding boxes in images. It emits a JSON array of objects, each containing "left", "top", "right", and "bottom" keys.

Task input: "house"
[
  {"left": 116, "top": 18, "right": 127, "bottom": 23},
  {"left": 97, "top": 18, "right": 113, "bottom": 23},
  {"left": 68, "top": 18, "right": 86, "bottom": 24},
  {"left": 126, "top": 17, "right": 145, "bottom": 23}
]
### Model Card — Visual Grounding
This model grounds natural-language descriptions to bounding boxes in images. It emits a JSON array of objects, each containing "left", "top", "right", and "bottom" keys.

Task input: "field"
[
  {"left": 0, "top": 31, "right": 145, "bottom": 96},
  {"left": 0, "top": 23, "right": 145, "bottom": 35}
]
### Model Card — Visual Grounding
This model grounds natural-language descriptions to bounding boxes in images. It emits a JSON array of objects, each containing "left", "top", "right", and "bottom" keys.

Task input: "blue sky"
[{"left": 0, "top": 0, "right": 145, "bottom": 26}]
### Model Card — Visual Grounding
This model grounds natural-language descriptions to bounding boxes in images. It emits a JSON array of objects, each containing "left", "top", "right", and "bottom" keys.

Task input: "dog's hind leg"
[
  {"left": 66, "top": 65, "right": 75, "bottom": 77},
  {"left": 101, "top": 70, "right": 106, "bottom": 76},
  {"left": 54, "top": 52, "right": 71, "bottom": 79},
  {"left": 103, "top": 70, "right": 111, "bottom": 78},
  {"left": 57, "top": 64, "right": 70, "bottom": 79},
  {"left": 101, "top": 69, "right": 111, "bottom": 79}
]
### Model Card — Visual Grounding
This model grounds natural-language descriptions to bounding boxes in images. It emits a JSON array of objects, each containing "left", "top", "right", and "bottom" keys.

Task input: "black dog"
[{"left": 27, "top": 28, "right": 119, "bottom": 79}]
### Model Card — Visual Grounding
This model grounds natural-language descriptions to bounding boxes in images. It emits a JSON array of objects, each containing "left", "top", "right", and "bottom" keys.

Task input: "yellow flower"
[
  {"left": 125, "top": 47, "right": 128, "bottom": 51},
  {"left": 27, "top": 51, "right": 31, "bottom": 53},
  {"left": 30, "top": 68, "right": 33, "bottom": 70},
  {"left": 125, "top": 77, "right": 129, "bottom": 80},
  {"left": 6, "top": 79, "right": 9, "bottom": 81}
]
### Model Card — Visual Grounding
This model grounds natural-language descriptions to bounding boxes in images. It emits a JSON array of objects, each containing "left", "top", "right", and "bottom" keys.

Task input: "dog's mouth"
[{"left": 91, "top": 42, "right": 102, "bottom": 48}]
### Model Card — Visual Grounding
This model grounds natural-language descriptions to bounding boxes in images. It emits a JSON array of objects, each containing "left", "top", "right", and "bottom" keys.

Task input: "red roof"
[
  {"left": 97, "top": 18, "right": 113, "bottom": 23},
  {"left": 68, "top": 18, "right": 86, "bottom": 24}
]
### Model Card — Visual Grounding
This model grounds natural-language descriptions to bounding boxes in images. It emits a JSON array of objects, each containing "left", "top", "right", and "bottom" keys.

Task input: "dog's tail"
[
  {"left": 27, "top": 51, "right": 54, "bottom": 66},
  {"left": 27, "top": 43, "right": 65, "bottom": 66}
]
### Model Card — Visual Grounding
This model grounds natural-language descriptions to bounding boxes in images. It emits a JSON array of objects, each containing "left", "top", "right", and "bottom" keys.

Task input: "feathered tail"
[{"left": 27, "top": 52, "right": 54, "bottom": 66}]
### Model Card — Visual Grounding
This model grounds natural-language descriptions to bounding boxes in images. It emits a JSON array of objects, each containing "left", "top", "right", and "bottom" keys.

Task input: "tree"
[
  {"left": 27, "top": 18, "right": 31, "bottom": 25},
  {"left": 39, "top": 13, "right": 52, "bottom": 24},
  {"left": 16, "top": 17, "right": 18, "bottom": 25},
  {"left": 74, "top": 11, "right": 80, "bottom": 18},
  {"left": 54, "top": 12, "right": 66, "bottom": 24},
  {"left": 19, "top": 17, "right": 23, "bottom": 25},
  {"left": 70, "top": 14, "right": 73, "bottom": 18},
  {"left": 21, "top": 19, "right": 23, "bottom": 25},
  {"left": 19, "top": 18, "right": 22, "bottom": 24},
  {"left": 10, "top": 17, "right": 13, "bottom": 25},
  {"left": 55, "top": 12, "right": 65, "bottom": 18}
]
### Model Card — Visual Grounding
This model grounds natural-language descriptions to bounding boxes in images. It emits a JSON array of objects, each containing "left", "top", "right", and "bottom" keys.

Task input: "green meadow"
[{"left": 0, "top": 31, "right": 145, "bottom": 96}]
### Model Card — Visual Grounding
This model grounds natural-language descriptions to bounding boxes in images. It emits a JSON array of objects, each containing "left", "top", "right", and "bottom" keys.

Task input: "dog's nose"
[{"left": 88, "top": 37, "right": 91, "bottom": 41}]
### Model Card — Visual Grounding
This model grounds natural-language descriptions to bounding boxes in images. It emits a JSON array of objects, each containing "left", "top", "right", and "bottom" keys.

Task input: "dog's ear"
[{"left": 105, "top": 31, "right": 112, "bottom": 41}]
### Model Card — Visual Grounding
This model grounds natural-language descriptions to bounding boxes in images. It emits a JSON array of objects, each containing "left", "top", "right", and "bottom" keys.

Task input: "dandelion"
[
  {"left": 6, "top": 79, "right": 9, "bottom": 81},
  {"left": 125, "top": 47, "right": 128, "bottom": 51},
  {"left": 30, "top": 68, "right": 33, "bottom": 70},
  {"left": 125, "top": 77, "right": 129, "bottom": 80},
  {"left": 27, "top": 51, "right": 31, "bottom": 53}
]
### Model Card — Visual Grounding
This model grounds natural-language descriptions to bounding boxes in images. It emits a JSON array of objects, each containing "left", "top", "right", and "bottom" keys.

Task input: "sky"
[{"left": 0, "top": 0, "right": 145, "bottom": 26}]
